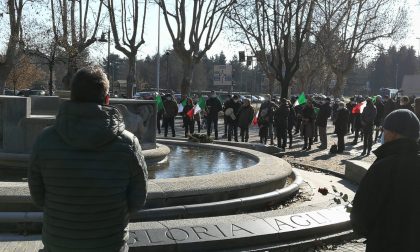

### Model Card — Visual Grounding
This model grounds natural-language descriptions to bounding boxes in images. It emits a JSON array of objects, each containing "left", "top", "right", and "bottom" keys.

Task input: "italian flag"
[
  {"left": 252, "top": 111, "right": 259, "bottom": 125},
  {"left": 186, "top": 108, "right": 194, "bottom": 119},
  {"left": 194, "top": 97, "right": 206, "bottom": 115},
  {"left": 155, "top": 95, "right": 164, "bottom": 111},
  {"left": 294, "top": 92, "right": 307, "bottom": 107},
  {"left": 352, "top": 101, "right": 366, "bottom": 114},
  {"left": 178, "top": 99, "right": 187, "bottom": 113}
]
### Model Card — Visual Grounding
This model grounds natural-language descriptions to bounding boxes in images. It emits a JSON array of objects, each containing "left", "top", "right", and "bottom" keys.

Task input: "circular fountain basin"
[{"left": 0, "top": 140, "right": 292, "bottom": 211}]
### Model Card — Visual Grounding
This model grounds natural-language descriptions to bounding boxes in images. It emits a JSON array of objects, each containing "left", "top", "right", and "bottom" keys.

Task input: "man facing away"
[
  {"left": 351, "top": 109, "right": 420, "bottom": 252},
  {"left": 28, "top": 66, "right": 148, "bottom": 252},
  {"left": 206, "top": 90, "right": 223, "bottom": 139}
]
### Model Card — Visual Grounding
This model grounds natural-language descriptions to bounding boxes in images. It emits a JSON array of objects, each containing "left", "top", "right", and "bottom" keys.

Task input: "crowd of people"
[{"left": 156, "top": 90, "right": 420, "bottom": 155}]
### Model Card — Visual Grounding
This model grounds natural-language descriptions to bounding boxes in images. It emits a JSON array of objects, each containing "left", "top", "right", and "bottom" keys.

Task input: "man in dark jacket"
[
  {"left": 346, "top": 97, "right": 356, "bottom": 133},
  {"left": 301, "top": 99, "right": 316, "bottom": 150},
  {"left": 335, "top": 102, "right": 349, "bottom": 153},
  {"left": 224, "top": 95, "right": 242, "bottom": 142},
  {"left": 287, "top": 100, "right": 296, "bottom": 148},
  {"left": 28, "top": 66, "right": 148, "bottom": 252},
  {"left": 383, "top": 95, "right": 395, "bottom": 118},
  {"left": 315, "top": 97, "right": 332, "bottom": 149},
  {"left": 163, "top": 94, "right": 178, "bottom": 137},
  {"left": 373, "top": 95, "right": 384, "bottom": 142},
  {"left": 361, "top": 98, "right": 377, "bottom": 155},
  {"left": 274, "top": 98, "right": 290, "bottom": 150},
  {"left": 351, "top": 109, "right": 420, "bottom": 252},
  {"left": 258, "top": 95, "right": 278, "bottom": 145},
  {"left": 206, "top": 90, "right": 223, "bottom": 139},
  {"left": 237, "top": 99, "right": 254, "bottom": 142}
]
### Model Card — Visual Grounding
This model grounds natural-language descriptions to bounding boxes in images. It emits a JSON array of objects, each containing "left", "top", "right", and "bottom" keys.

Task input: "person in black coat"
[
  {"left": 315, "top": 97, "right": 332, "bottom": 149},
  {"left": 346, "top": 97, "right": 356, "bottom": 133},
  {"left": 334, "top": 102, "right": 349, "bottom": 153},
  {"left": 206, "top": 91, "right": 223, "bottom": 139},
  {"left": 237, "top": 99, "right": 255, "bottom": 142},
  {"left": 374, "top": 96, "right": 384, "bottom": 142},
  {"left": 224, "top": 95, "right": 242, "bottom": 142},
  {"left": 182, "top": 98, "right": 195, "bottom": 137},
  {"left": 274, "top": 98, "right": 290, "bottom": 150},
  {"left": 361, "top": 98, "right": 377, "bottom": 155},
  {"left": 383, "top": 95, "right": 395, "bottom": 118},
  {"left": 351, "top": 109, "right": 420, "bottom": 252},
  {"left": 287, "top": 100, "right": 296, "bottom": 148},
  {"left": 301, "top": 99, "right": 316, "bottom": 150}
]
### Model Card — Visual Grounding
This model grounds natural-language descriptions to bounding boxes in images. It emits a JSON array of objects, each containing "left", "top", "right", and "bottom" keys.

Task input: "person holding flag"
[
  {"left": 163, "top": 93, "right": 178, "bottom": 137},
  {"left": 224, "top": 94, "right": 242, "bottom": 142},
  {"left": 206, "top": 91, "right": 223, "bottom": 139},
  {"left": 182, "top": 98, "right": 195, "bottom": 137}
]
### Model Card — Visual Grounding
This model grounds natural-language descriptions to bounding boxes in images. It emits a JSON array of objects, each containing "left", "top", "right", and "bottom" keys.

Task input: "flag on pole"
[
  {"left": 178, "top": 99, "right": 187, "bottom": 113},
  {"left": 252, "top": 111, "right": 259, "bottom": 125},
  {"left": 194, "top": 97, "right": 206, "bottom": 114},
  {"left": 352, "top": 101, "right": 366, "bottom": 114},
  {"left": 293, "top": 92, "right": 307, "bottom": 107},
  {"left": 186, "top": 108, "right": 194, "bottom": 119},
  {"left": 155, "top": 95, "right": 164, "bottom": 111}
]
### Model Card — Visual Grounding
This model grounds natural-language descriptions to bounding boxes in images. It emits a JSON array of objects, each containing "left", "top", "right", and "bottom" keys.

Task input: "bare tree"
[
  {"left": 314, "top": 0, "right": 407, "bottom": 96},
  {"left": 0, "top": 0, "right": 27, "bottom": 93},
  {"left": 158, "top": 0, "right": 236, "bottom": 95},
  {"left": 229, "top": 0, "right": 315, "bottom": 98},
  {"left": 50, "top": 0, "right": 104, "bottom": 89},
  {"left": 6, "top": 55, "right": 46, "bottom": 93},
  {"left": 105, "top": 0, "right": 147, "bottom": 99}
]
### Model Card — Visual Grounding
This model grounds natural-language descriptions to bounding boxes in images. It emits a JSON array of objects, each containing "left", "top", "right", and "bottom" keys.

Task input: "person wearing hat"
[{"left": 351, "top": 109, "right": 420, "bottom": 252}]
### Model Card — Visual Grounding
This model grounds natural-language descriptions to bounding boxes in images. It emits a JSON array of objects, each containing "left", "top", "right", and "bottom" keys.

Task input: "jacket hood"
[{"left": 55, "top": 101, "right": 125, "bottom": 149}]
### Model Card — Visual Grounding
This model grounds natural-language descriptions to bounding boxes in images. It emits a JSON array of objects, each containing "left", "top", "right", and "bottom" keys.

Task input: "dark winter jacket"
[
  {"left": 383, "top": 99, "right": 395, "bottom": 117},
  {"left": 224, "top": 99, "right": 242, "bottom": 123},
  {"left": 361, "top": 104, "right": 377, "bottom": 127},
  {"left": 259, "top": 100, "right": 278, "bottom": 122},
  {"left": 399, "top": 103, "right": 414, "bottom": 112},
  {"left": 164, "top": 99, "right": 178, "bottom": 117},
  {"left": 28, "top": 101, "right": 148, "bottom": 252},
  {"left": 206, "top": 97, "right": 223, "bottom": 118},
  {"left": 374, "top": 101, "right": 384, "bottom": 126},
  {"left": 237, "top": 105, "right": 255, "bottom": 129},
  {"left": 301, "top": 105, "right": 316, "bottom": 137},
  {"left": 351, "top": 139, "right": 420, "bottom": 252},
  {"left": 288, "top": 105, "right": 296, "bottom": 131},
  {"left": 316, "top": 102, "right": 332, "bottom": 127},
  {"left": 274, "top": 104, "right": 290, "bottom": 129},
  {"left": 182, "top": 103, "right": 194, "bottom": 122},
  {"left": 334, "top": 108, "right": 349, "bottom": 135}
]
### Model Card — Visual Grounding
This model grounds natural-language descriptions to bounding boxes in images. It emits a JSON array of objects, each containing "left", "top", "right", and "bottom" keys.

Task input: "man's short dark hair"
[{"left": 71, "top": 66, "right": 109, "bottom": 104}]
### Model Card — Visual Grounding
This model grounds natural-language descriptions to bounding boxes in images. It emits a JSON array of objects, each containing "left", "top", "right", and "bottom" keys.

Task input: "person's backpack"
[{"left": 330, "top": 144, "right": 338, "bottom": 154}]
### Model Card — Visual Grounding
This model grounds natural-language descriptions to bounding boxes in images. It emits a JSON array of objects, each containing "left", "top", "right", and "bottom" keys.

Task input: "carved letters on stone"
[{"left": 128, "top": 207, "right": 350, "bottom": 246}]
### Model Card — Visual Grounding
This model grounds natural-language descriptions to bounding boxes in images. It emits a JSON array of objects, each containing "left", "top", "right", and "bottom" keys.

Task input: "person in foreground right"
[{"left": 351, "top": 109, "right": 420, "bottom": 252}]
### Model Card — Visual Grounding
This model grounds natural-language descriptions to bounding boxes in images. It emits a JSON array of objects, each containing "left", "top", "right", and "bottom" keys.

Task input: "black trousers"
[
  {"left": 363, "top": 126, "right": 374, "bottom": 152},
  {"left": 337, "top": 133, "right": 345, "bottom": 152},
  {"left": 287, "top": 128, "right": 293, "bottom": 147},
  {"left": 184, "top": 119, "right": 195, "bottom": 136},
  {"left": 207, "top": 117, "right": 219, "bottom": 139},
  {"left": 276, "top": 127, "right": 287, "bottom": 148},
  {"left": 163, "top": 116, "right": 176, "bottom": 137},
  {"left": 228, "top": 121, "right": 238, "bottom": 142},
  {"left": 240, "top": 126, "right": 250, "bottom": 142},
  {"left": 303, "top": 137, "right": 313, "bottom": 148}
]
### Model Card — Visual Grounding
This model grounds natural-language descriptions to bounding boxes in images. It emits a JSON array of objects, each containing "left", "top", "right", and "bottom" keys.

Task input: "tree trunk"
[
  {"left": 268, "top": 76, "right": 275, "bottom": 97},
  {"left": 63, "top": 56, "right": 77, "bottom": 90},
  {"left": 281, "top": 82, "right": 289, "bottom": 99},
  {"left": 126, "top": 55, "right": 136, "bottom": 99},
  {"left": 332, "top": 72, "right": 345, "bottom": 97},
  {"left": 181, "top": 61, "right": 194, "bottom": 95},
  {"left": 48, "top": 63, "right": 54, "bottom": 96}
]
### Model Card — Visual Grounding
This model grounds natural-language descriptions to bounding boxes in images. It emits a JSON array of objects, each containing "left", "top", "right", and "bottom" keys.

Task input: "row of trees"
[{"left": 0, "top": 0, "right": 412, "bottom": 98}]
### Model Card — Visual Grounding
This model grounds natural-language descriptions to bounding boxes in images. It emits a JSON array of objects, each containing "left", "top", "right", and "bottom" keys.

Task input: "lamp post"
[
  {"left": 166, "top": 51, "right": 170, "bottom": 89},
  {"left": 416, "top": 37, "right": 420, "bottom": 58},
  {"left": 156, "top": 2, "right": 161, "bottom": 93},
  {"left": 98, "top": 29, "right": 111, "bottom": 94}
]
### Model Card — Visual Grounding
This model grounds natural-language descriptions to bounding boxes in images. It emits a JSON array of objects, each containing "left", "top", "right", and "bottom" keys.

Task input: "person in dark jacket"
[
  {"left": 274, "top": 98, "right": 290, "bottom": 150},
  {"left": 182, "top": 98, "right": 195, "bottom": 137},
  {"left": 383, "top": 95, "right": 395, "bottom": 118},
  {"left": 335, "top": 102, "right": 349, "bottom": 153},
  {"left": 361, "top": 98, "right": 377, "bottom": 155},
  {"left": 301, "top": 99, "right": 316, "bottom": 150},
  {"left": 206, "top": 91, "right": 223, "bottom": 139},
  {"left": 346, "top": 97, "right": 356, "bottom": 133},
  {"left": 237, "top": 99, "right": 254, "bottom": 142},
  {"left": 224, "top": 95, "right": 242, "bottom": 142},
  {"left": 415, "top": 97, "right": 420, "bottom": 120},
  {"left": 373, "top": 96, "right": 384, "bottom": 142},
  {"left": 399, "top": 96, "right": 414, "bottom": 111},
  {"left": 28, "top": 66, "right": 148, "bottom": 252},
  {"left": 163, "top": 94, "right": 178, "bottom": 137},
  {"left": 315, "top": 97, "right": 332, "bottom": 149},
  {"left": 287, "top": 100, "right": 296, "bottom": 148},
  {"left": 258, "top": 95, "right": 278, "bottom": 145},
  {"left": 351, "top": 109, "right": 420, "bottom": 252}
]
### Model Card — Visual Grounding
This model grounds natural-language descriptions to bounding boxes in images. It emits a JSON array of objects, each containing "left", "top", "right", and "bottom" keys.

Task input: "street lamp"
[{"left": 98, "top": 30, "right": 111, "bottom": 94}]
